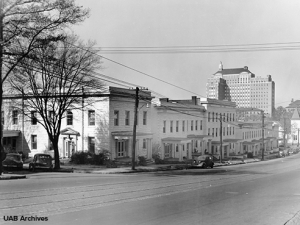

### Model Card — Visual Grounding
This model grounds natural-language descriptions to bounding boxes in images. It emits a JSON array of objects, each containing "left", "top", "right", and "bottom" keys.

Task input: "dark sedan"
[
  {"left": 2, "top": 153, "right": 23, "bottom": 169},
  {"left": 190, "top": 155, "right": 214, "bottom": 169},
  {"left": 29, "top": 154, "right": 53, "bottom": 171}
]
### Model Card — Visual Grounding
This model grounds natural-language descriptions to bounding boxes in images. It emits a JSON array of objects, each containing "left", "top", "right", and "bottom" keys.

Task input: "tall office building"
[{"left": 206, "top": 62, "right": 275, "bottom": 116}]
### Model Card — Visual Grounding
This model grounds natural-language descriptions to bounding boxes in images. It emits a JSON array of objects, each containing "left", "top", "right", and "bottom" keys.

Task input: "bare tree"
[
  {"left": 0, "top": 0, "right": 90, "bottom": 174},
  {"left": 9, "top": 36, "right": 104, "bottom": 169}
]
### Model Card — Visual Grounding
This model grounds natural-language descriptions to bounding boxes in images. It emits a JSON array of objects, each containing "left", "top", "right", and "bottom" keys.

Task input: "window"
[
  {"left": 212, "top": 112, "right": 214, "bottom": 122},
  {"left": 216, "top": 128, "right": 218, "bottom": 137},
  {"left": 114, "top": 110, "right": 119, "bottom": 126},
  {"left": 143, "top": 111, "right": 147, "bottom": 125},
  {"left": 208, "top": 128, "right": 210, "bottom": 136},
  {"left": 163, "top": 121, "right": 166, "bottom": 133},
  {"left": 67, "top": 111, "right": 73, "bottom": 125},
  {"left": 12, "top": 110, "right": 18, "bottom": 125},
  {"left": 191, "top": 120, "right": 193, "bottom": 131},
  {"left": 208, "top": 112, "right": 211, "bottom": 122},
  {"left": 143, "top": 139, "right": 147, "bottom": 149},
  {"left": 88, "top": 137, "right": 95, "bottom": 153},
  {"left": 212, "top": 128, "right": 215, "bottom": 137},
  {"left": 31, "top": 111, "right": 38, "bottom": 125},
  {"left": 200, "top": 120, "right": 203, "bottom": 130},
  {"left": 195, "top": 120, "right": 198, "bottom": 130},
  {"left": 88, "top": 110, "right": 95, "bottom": 126},
  {"left": 125, "top": 111, "right": 130, "bottom": 126},
  {"left": 176, "top": 121, "right": 179, "bottom": 132},
  {"left": 182, "top": 121, "right": 185, "bottom": 132},
  {"left": 170, "top": 121, "right": 173, "bottom": 133},
  {"left": 31, "top": 135, "right": 37, "bottom": 149}
]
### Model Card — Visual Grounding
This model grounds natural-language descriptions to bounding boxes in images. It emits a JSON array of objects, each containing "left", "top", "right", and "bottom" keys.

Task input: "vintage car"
[
  {"left": 29, "top": 154, "right": 53, "bottom": 171},
  {"left": 2, "top": 153, "right": 23, "bottom": 169},
  {"left": 191, "top": 155, "right": 214, "bottom": 169}
]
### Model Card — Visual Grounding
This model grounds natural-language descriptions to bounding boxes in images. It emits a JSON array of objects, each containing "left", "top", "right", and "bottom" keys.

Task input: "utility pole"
[
  {"left": 0, "top": 0, "right": 4, "bottom": 176},
  {"left": 219, "top": 114, "right": 223, "bottom": 163},
  {"left": 261, "top": 110, "right": 265, "bottom": 161},
  {"left": 132, "top": 87, "right": 139, "bottom": 170},
  {"left": 297, "top": 128, "right": 300, "bottom": 147},
  {"left": 81, "top": 87, "right": 84, "bottom": 151},
  {"left": 283, "top": 116, "right": 286, "bottom": 149}
]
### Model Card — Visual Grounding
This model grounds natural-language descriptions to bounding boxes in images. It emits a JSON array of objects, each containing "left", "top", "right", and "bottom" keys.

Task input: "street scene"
[
  {"left": 1, "top": 0, "right": 300, "bottom": 225},
  {"left": 1, "top": 152, "right": 300, "bottom": 225}
]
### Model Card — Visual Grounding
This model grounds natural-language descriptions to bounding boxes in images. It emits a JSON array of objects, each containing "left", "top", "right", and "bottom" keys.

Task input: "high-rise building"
[{"left": 206, "top": 63, "right": 275, "bottom": 116}]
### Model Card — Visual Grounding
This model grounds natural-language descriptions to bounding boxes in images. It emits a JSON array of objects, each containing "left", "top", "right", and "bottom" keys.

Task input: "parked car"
[
  {"left": 191, "top": 155, "right": 214, "bottom": 169},
  {"left": 278, "top": 150, "right": 285, "bottom": 158},
  {"left": 29, "top": 154, "right": 53, "bottom": 171},
  {"left": 2, "top": 153, "right": 23, "bottom": 169}
]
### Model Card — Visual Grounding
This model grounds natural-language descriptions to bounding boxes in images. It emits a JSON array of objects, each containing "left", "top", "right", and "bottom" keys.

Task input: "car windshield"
[{"left": 6, "top": 155, "right": 21, "bottom": 161}]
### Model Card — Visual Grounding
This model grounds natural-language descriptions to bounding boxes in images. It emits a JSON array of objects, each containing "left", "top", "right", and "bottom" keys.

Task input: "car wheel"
[
  {"left": 202, "top": 163, "right": 207, "bottom": 169},
  {"left": 211, "top": 164, "right": 214, "bottom": 168}
]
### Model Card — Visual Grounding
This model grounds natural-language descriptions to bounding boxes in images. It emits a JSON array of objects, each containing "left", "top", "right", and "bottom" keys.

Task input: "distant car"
[
  {"left": 288, "top": 149, "right": 294, "bottom": 155},
  {"left": 29, "top": 154, "right": 53, "bottom": 171},
  {"left": 278, "top": 150, "right": 285, "bottom": 158},
  {"left": 191, "top": 155, "right": 214, "bottom": 169},
  {"left": 2, "top": 153, "right": 23, "bottom": 169}
]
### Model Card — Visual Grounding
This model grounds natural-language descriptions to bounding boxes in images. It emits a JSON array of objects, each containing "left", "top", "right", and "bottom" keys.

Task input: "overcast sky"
[{"left": 72, "top": 0, "right": 300, "bottom": 107}]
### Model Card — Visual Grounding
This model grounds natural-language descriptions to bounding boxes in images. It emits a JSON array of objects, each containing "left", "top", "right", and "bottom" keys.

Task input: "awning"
[
  {"left": 60, "top": 127, "right": 80, "bottom": 136},
  {"left": 3, "top": 130, "right": 20, "bottom": 137}
]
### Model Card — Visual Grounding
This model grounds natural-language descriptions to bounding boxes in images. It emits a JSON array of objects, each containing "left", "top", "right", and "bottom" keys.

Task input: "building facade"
[
  {"left": 2, "top": 87, "right": 154, "bottom": 160},
  {"left": 206, "top": 63, "right": 275, "bottom": 117}
]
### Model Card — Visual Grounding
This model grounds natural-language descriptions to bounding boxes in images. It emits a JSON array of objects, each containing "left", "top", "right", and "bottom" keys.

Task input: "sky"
[{"left": 71, "top": 0, "right": 300, "bottom": 107}]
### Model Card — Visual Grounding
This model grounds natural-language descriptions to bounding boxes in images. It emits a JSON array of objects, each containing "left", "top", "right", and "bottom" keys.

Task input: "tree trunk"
[{"left": 53, "top": 140, "right": 60, "bottom": 169}]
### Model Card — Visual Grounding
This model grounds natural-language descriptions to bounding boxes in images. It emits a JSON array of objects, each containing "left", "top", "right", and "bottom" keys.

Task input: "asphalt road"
[{"left": 1, "top": 154, "right": 300, "bottom": 225}]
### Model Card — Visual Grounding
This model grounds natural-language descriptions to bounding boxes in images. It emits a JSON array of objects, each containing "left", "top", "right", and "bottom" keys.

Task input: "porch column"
[
  {"left": 161, "top": 142, "right": 165, "bottom": 160},
  {"left": 179, "top": 144, "right": 183, "bottom": 161}
]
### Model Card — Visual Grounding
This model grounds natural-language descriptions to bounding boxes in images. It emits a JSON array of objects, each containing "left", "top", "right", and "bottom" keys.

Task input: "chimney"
[{"left": 192, "top": 96, "right": 197, "bottom": 105}]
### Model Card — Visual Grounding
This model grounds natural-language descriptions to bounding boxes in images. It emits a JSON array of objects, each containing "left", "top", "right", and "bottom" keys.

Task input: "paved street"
[{"left": 1, "top": 154, "right": 300, "bottom": 225}]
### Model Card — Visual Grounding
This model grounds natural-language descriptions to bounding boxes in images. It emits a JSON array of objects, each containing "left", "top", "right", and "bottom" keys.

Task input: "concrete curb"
[{"left": 0, "top": 174, "right": 26, "bottom": 180}]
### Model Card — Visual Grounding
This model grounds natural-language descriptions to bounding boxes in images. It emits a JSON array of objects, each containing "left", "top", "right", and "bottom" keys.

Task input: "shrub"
[
  {"left": 138, "top": 156, "right": 147, "bottom": 166},
  {"left": 70, "top": 151, "right": 89, "bottom": 164},
  {"left": 70, "top": 151, "right": 107, "bottom": 165}
]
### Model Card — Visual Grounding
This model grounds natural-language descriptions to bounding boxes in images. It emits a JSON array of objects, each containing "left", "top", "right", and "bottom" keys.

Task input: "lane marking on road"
[{"left": 225, "top": 192, "right": 239, "bottom": 194}]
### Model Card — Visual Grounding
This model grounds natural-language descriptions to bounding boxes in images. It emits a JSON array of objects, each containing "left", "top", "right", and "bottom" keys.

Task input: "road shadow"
[{"left": 152, "top": 168, "right": 270, "bottom": 176}]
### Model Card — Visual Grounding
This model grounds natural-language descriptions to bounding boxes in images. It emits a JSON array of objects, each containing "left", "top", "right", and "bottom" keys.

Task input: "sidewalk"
[
  {"left": 61, "top": 158, "right": 260, "bottom": 174},
  {"left": 0, "top": 158, "right": 260, "bottom": 179}
]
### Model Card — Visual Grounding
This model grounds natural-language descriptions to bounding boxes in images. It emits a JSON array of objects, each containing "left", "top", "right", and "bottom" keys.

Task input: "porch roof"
[
  {"left": 60, "top": 127, "right": 80, "bottom": 136},
  {"left": 223, "top": 138, "right": 242, "bottom": 143},
  {"left": 243, "top": 141, "right": 254, "bottom": 145},
  {"left": 3, "top": 130, "right": 20, "bottom": 137},
  {"left": 111, "top": 131, "right": 153, "bottom": 137},
  {"left": 211, "top": 141, "right": 229, "bottom": 146},
  {"left": 161, "top": 137, "right": 191, "bottom": 144},
  {"left": 187, "top": 134, "right": 212, "bottom": 140}
]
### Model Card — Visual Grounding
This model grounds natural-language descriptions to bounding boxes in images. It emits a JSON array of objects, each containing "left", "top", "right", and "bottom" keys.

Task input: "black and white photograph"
[{"left": 1, "top": 0, "right": 300, "bottom": 224}]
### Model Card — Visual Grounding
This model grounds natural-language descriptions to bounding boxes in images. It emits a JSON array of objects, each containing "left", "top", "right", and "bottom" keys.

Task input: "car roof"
[{"left": 6, "top": 153, "right": 21, "bottom": 155}]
